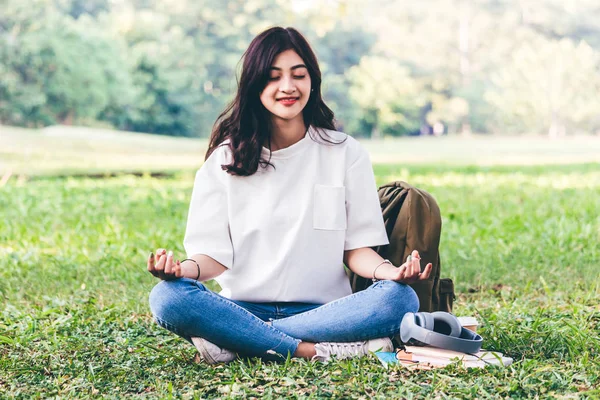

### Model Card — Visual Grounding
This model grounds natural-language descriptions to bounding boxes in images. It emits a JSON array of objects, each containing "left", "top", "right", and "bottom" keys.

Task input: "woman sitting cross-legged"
[{"left": 147, "top": 26, "right": 432, "bottom": 364}]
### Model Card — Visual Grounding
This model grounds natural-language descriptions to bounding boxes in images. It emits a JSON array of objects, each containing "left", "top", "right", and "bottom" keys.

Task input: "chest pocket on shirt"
[{"left": 313, "top": 184, "right": 347, "bottom": 231}]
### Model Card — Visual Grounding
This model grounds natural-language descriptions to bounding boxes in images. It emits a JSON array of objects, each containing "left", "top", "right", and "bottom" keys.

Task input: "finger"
[
  {"left": 409, "top": 255, "right": 418, "bottom": 277},
  {"left": 147, "top": 252, "right": 158, "bottom": 276},
  {"left": 175, "top": 260, "right": 183, "bottom": 278},
  {"left": 397, "top": 265, "right": 407, "bottom": 281},
  {"left": 420, "top": 263, "right": 433, "bottom": 280},
  {"left": 147, "top": 252, "right": 154, "bottom": 271},
  {"left": 413, "top": 250, "right": 422, "bottom": 266},
  {"left": 414, "top": 255, "right": 422, "bottom": 275},
  {"left": 398, "top": 261, "right": 409, "bottom": 278},
  {"left": 411, "top": 260, "right": 422, "bottom": 279},
  {"left": 404, "top": 255, "right": 416, "bottom": 278},
  {"left": 155, "top": 253, "right": 166, "bottom": 271},
  {"left": 165, "top": 251, "right": 174, "bottom": 274}
]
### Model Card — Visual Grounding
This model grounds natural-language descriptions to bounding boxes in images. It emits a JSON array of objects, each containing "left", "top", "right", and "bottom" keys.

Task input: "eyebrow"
[{"left": 270, "top": 64, "right": 308, "bottom": 71}]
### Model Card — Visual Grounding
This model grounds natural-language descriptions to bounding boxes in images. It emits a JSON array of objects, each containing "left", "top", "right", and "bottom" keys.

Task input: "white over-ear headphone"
[{"left": 400, "top": 311, "right": 483, "bottom": 354}]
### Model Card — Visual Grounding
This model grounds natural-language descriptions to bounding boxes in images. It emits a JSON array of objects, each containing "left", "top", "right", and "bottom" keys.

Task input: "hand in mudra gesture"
[
  {"left": 147, "top": 248, "right": 182, "bottom": 280},
  {"left": 385, "top": 250, "right": 432, "bottom": 284}
]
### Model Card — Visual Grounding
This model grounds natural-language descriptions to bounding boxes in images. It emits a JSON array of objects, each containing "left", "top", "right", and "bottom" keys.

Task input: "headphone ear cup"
[
  {"left": 406, "top": 313, "right": 434, "bottom": 347},
  {"left": 431, "top": 311, "right": 462, "bottom": 337},
  {"left": 417, "top": 312, "right": 435, "bottom": 331},
  {"left": 400, "top": 312, "right": 416, "bottom": 343},
  {"left": 413, "top": 312, "right": 424, "bottom": 327}
]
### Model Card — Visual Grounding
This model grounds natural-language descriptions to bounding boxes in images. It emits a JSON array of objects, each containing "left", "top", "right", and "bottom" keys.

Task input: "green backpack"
[{"left": 349, "top": 181, "right": 455, "bottom": 312}]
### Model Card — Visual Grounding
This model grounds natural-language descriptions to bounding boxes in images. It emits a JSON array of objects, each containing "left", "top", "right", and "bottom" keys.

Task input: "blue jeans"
[{"left": 149, "top": 278, "right": 419, "bottom": 358}]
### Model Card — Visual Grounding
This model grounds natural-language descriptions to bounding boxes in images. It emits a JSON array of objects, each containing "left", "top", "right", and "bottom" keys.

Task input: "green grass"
[
  {"left": 1, "top": 126, "right": 600, "bottom": 398},
  {"left": 1, "top": 165, "right": 599, "bottom": 398}
]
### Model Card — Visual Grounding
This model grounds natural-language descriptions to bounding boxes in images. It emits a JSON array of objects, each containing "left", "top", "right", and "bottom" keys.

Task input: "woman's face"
[{"left": 260, "top": 49, "right": 312, "bottom": 123}]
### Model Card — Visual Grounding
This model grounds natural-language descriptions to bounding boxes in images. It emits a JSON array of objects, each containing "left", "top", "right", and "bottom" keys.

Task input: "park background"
[{"left": 1, "top": 0, "right": 599, "bottom": 398}]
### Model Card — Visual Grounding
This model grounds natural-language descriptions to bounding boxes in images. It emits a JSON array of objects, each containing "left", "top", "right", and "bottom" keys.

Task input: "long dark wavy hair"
[{"left": 206, "top": 27, "right": 340, "bottom": 176}]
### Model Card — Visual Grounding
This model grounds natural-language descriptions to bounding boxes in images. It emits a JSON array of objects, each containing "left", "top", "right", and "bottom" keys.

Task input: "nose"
[{"left": 279, "top": 76, "right": 297, "bottom": 93}]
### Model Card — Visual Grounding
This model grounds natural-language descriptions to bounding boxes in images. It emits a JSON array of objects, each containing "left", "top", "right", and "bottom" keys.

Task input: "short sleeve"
[
  {"left": 183, "top": 152, "right": 233, "bottom": 268},
  {"left": 344, "top": 147, "right": 389, "bottom": 250}
]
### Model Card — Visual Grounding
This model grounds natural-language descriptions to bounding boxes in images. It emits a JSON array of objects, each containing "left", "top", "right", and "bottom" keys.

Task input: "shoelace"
[{"left": 322, "top": 341, "right": 368, "bottom": 358}]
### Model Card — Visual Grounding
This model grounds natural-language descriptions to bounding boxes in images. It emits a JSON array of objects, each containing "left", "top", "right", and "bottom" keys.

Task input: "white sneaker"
[
  {"left": 191, "top": 337, "right": 237, "bottom": 364},
  {"left": 312, "top": 337, "right": 393, "bottom": 363}
]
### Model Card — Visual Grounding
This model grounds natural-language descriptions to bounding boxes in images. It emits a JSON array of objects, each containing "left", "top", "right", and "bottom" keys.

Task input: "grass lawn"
[{"left": 1, "top": 126, "right": 599, "bottom": 398}]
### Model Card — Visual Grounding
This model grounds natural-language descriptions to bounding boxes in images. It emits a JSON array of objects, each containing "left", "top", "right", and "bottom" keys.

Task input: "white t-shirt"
[{"left": 183, "top": 126, "right": 389, "bottom": 304}]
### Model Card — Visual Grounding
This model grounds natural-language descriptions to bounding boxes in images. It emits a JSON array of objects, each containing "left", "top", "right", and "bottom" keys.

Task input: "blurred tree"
[
  {"left": 485, "top": 34, "right": 600, "bottom": 136},
  {"left": 101, "top": 0, "right": 292, "bottom": 136},
  {"left": 0, "top": 0, "right": 133, "bottom": 126},
  {"left": 348, "top": 56, "right": 425, "bottom": 137},
  {"left": 360, "top": 0, "right": 511, "bottom": 135},
  {"left": 2, "top": 0, "right": 600, "bottom": 136},
  {"left": 517, "top": 0, "right": 600, "bottom": 49},
  {"left": 307, "top": 23, "right": 377, "bottom": 135},
  {"left": 99, "top": 4, "right": 206, "bottom": 135}
]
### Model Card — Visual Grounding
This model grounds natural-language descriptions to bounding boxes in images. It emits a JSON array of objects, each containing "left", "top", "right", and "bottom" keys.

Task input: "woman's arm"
[
  {"left": 180, "top": 253, "right": 227, "bottom": 281},
  {"left": 344, "top": 247, "right": 432, "bottom": 283}
]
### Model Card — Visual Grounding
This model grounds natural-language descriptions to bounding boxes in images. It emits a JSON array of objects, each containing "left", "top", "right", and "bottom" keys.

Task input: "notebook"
[{"left": 376, "top": 346, "right": 513, "bottom": 369}]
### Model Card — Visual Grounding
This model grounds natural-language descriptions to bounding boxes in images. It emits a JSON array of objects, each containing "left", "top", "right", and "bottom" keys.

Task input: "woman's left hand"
[{"left": 386, "top": 250, "right": 432, "bottom": 284}]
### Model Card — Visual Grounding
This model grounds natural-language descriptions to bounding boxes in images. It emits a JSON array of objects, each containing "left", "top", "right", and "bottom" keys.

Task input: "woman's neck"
[{"left": 268, "top": 116, "right": 307, "bottom": 151}]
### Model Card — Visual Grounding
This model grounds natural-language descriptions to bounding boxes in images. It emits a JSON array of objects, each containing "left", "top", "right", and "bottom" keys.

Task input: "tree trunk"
[
  {"left": 458, "top": 0, "right": 471, "bottom": 85},
  {"left": 458, "top": 0, "right": 472, "bottom": 135},
  {"left": 460, "top": 122, "right": 472, "bottom": 137},
  {"left": 548, "top": 111, "right": 565, "bottom": 137},
  {"left": 60, "top": 110, "right": 75, "bottom": 125},
  {"left": 371, "top": 126, "right": 381, "bottom": 139}
]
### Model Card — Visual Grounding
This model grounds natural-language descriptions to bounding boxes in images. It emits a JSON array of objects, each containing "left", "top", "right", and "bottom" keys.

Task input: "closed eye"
[{"left": 268, "top": 76, "right": 306, "bottom": 81}]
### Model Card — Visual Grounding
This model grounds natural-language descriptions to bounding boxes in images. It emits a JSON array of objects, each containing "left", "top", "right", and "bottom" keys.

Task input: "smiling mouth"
[{"left": 277, "top": 97, "right": 299, "bottom": 101}]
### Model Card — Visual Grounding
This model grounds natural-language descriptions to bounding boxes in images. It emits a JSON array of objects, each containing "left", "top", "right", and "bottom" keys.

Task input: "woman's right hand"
[{"left": 147, "top": 248, "right": 183, "bottom": 280}]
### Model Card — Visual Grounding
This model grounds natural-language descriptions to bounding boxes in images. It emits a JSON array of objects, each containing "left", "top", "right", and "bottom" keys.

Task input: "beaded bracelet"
[
  {"left": 372, "top": 259, "right": 392, "bottom": 282},
  {"left": 181, "top": 258, "right": 201, "bottom": 281}
]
